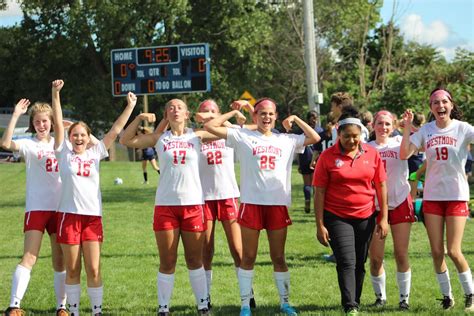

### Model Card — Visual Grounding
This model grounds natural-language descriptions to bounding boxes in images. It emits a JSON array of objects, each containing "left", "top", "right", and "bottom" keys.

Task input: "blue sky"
[
  {"left": 380, "top": 0, "right": 473, "bottom": 60},
  {"left": 1, "top": 0, "right": 472, "bottom": 61}
]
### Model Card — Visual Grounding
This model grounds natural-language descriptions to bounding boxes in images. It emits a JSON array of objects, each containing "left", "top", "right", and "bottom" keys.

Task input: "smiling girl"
[
  {"left": 400, "top": 88, "right": 474, "bottom": 312},
  {"left": 1, "top": 98, "right": 67, "bottom": 316},
  {"left": 367, "top": 111, "right": 415, "bottom": 311},
  {"left": 52, "top": 80, "right": 137, "bottom": 316},
  {"left": 205, "top": 98, "right": 319, "bottom": 316},
  {"left": 120, "top": 98, "right": 219, "bottom": 315}
]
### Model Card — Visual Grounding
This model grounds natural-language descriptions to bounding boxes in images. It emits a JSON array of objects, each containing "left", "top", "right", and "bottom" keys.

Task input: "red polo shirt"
[{"left": 313, "top": 141, "right": 387, "bottom": 219}]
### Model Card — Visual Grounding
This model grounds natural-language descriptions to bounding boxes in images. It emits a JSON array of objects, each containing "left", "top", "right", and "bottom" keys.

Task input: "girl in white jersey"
[
  {"left": 1, "top": 100, "right": 67, "bottom": 316},
  {"left": 367, "top": 111, "right": 415, "bottom": 311},
  {"left": 400, "top": 88, "right": 474, "bottom": 312},
  {"left": 52, "top": 80, "right": 137, "bottom": 316},
  {"left": 120, "top": 99, "right": 217, "bottom": 316},
  {"left": 205, "top": 98, "right": 320, "bottom": 316},
  {"left": 194, "top": 99, "right": 252, "bottom": 309}
]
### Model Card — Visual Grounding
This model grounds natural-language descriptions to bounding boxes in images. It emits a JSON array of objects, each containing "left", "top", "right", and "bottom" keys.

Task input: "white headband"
[{"left": 338, "top": 118, "right": 364, "bottom": 129}]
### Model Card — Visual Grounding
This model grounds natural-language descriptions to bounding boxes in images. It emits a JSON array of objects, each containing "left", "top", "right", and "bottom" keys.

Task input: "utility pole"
[{"left": 303, "top": 0, "right": 321, "bottom": 118}]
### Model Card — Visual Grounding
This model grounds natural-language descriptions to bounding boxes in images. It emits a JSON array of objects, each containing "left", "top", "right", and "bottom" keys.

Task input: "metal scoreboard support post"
[{"left": 110, "top": 43, "right": 211, "bottom": 97}]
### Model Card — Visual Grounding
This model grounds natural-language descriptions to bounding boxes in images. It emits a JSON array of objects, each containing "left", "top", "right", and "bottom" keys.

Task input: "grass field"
[{"left": 0, "top": 161, "right": 473, "bottom": 315}]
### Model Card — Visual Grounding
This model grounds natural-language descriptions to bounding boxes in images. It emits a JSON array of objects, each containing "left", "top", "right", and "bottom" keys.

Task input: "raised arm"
[
  {"left": 0, "top": 99, "right": 31, "bottom": 151},
  {"left": 102, "top": 92, "right": 137, "bottom": 149},
  {"left": 400, "top": 110, "right": 418, "bottom": 159},
  {"left": 120, "top": 113, "right": 161, "bottom": 149},
  {"left": 52, "top": 80, "right": 65, "bottom": 150},
  {"left": 204, "top": 109, "right": 244, "bottom": 139},
  {"left": 282, "top": 115, "right": 321, "bottom": 146}
]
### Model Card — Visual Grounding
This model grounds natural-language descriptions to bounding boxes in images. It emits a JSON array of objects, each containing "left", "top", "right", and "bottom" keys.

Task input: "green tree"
[{"left": 2, "top": 0, "right": 189, "bottom": 131}]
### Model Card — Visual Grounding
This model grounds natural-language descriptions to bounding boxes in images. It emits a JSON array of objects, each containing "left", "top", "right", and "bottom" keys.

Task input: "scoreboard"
[{"left": 110, "top": 43, "right": 210, "bottom": 96}]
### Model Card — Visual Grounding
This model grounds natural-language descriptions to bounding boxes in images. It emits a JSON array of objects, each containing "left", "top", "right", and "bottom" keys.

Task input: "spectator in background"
[
  {"left": 297, "top": 110, "right": 323, "bottom": 213},
  {"left": 407, "top": 112, "right": 426, "bottom": 175},
  {"left": 138, "top": 126, "right": 160, "bottom": 184},
  {"left": 360, "top": 111, "right": 374, "bottom": 135}
]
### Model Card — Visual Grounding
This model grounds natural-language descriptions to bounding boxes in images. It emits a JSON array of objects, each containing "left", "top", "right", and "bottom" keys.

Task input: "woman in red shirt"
[{"left": 313, "top": 113, "right": 389, "bottom": 316}]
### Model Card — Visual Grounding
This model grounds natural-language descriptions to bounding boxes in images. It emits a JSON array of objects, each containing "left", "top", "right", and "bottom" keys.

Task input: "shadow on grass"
[
  {"left": 18, "top": 302, "right": 443, "bottom": 315},
  {"left": 74, "top": 303, "right": 342, "bottom": 315},
  {"left": 0, "top": 200, "right": 24, "bottom": 208},
  {"left": 102, "top": 187, "right": 156, "bottom": 204}
]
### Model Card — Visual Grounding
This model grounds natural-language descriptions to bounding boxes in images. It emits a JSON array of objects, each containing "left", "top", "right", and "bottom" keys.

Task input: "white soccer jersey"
[
  {"left": 199, "top": 138, "right": 240, "bottom": 200},
  {"left": 155, "top": 128, "right": 204, "bottom": 206},
  {"left": 226, "top": 128, "right": 305, "bottom": 206},
  {"left": 56, "top": 140, "right": 109, "bottom": 216},
  {"left": 410, "top": 120, "right": 474, "bottom": 201},
  {"left": 15, "top": 137, "right": 61, "bottom": 212},
  {"left": 368, "top": 136, "right": 410, "bottom": 209}
]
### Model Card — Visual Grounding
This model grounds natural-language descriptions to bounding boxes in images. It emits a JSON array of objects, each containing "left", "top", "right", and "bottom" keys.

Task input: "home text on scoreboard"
[{"left": 110, "top": 43, "right": 210, "bottom": 96}]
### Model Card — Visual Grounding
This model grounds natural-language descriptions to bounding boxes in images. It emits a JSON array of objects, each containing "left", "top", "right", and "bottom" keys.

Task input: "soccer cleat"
[
  {"left": 197, "top": 308, "right": 210, "bottom": 315},
  {"left": 3, "top": 307, "right": 26, "bottom": 316},
  {"left": 399, "top": 300, "right": 409, "bottom": 311},
  {"left": 304, "top": 200, "right": 311, "bottom": 214},
  {"left": 56, "top": 308, "right": 69, "bottom": 316},
  {"left": 249, "top": 297, "right": 256, "bottom": 309},
  {"left": 370, "top": 298, "right": 387, "bottom": 308},
  {"left": 249, "top": 288, "right": 256, "bottom": 308},
  {"left": 437, "top": 296, "right": 455, "bottom": 310},
  {"left": 157, "top": 312, "right": 170, "bottom": 316},
  {"left": 280, "top": 303, "right": 298, "bottom": 315},
  {"left": 240, "top": 306, "right": 251, "bottom": 316},
  {"left": 323, "top": 254, "right": 336, "bottom": 263},
  {"left": 345, "top": 308, "right": 358, "bottom": 316},
  {"left": 465, "top": 293, "right": 474, "bottom": 312}
]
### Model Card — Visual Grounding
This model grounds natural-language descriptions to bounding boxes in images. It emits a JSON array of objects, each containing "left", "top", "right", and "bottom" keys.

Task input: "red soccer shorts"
[
  {"left": 388, "top": 195, "right": 415, "bottom": 225},
  {"left": 153, "top": 205, "right": 206, "bottom": 232},
  {"left": 24, "top": 211, "right": 58, "bottom": 235},
  {"left": 203, "top": 198, "right": 239, "bottom": 222},
  {"left": 238, "top": 203, "right": 292, "bottom": 230},
  {"left": 423, "top": 200, "right": 469, "bottom": 217},
  {"left": 56, "top": 213, "right": 103, "bottom": 244}
]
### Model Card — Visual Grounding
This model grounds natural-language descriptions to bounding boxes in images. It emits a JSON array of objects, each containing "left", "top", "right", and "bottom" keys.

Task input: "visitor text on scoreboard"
[{"left": 111, "top": 43, "right": 210, "bottom": 96}]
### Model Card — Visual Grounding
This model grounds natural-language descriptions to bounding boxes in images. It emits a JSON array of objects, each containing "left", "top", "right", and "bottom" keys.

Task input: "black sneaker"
[
  {"left": 370, "top": 298, "right": 386, "bottom": 308},
  {"left": 4, "top": 307, "right": 26, "bottom": 316},
  {"left": 399, "top": 300, "right": 409, "bottom": 311},
  {"left": 249, "top": 288, "right": 256, "bottom": 309},
  {"left": 465, "top": 293, "right": 474, "bottom": 312},
  {"left": 437, "top": 296, "right": 455, "bottom": 310},
  {"left": 304, "top": 200, "right": 311, "bottom": 214}
]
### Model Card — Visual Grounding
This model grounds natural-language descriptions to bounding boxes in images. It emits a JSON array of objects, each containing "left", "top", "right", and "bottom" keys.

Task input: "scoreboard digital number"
[{"left": 110, "top": 43, "right": 210, "bottom": 96}]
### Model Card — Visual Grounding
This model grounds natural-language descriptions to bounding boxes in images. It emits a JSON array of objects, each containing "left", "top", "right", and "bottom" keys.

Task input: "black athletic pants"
[{"left": 324, "top": 210, "right": 376, "bottom": 312}]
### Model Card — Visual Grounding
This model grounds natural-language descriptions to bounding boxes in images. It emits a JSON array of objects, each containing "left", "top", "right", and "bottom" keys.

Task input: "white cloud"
[
  {"left": 401, "top": 14, "right": 449, "bottom": 45},
  {"left": 399, "top": 13, "right": 474, "bottom": 61},
  {"left": 439, "top": 43, "right": 474, "bottom": 61},
  {"left": 0, "top": 0, "right": 22, "bottom": 18}
]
